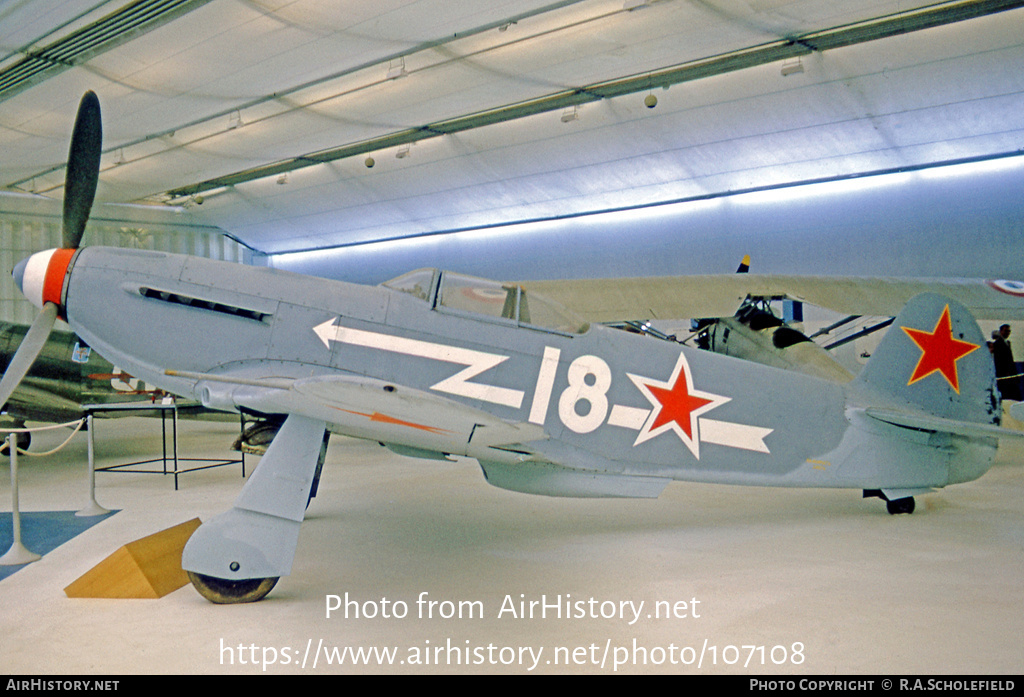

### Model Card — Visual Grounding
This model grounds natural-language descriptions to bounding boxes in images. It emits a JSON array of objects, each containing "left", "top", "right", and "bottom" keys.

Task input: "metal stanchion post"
[
  {"left": 0, "top": 433, "right": 41, "bottom": 565},
  {"left": 77, "top": 414, "right": 109, "bottom": 517}
]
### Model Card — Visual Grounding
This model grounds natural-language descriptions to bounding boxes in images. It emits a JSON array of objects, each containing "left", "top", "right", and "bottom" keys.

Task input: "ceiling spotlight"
[
  {"left": 781, "top": 59, "right": 804, "bottom": 77},
  {"left": 365, "top": 156, "right": 375, "bottom": 168},
  {"left": 387, "top": 58, "right": 407, "bottom": 80},
  {"left": 644, "top": 93, "right": 658, "bottom": 109},
  {"left": 560, "top": 106, "right": 579, "bottom": 123},
  {"left": 277, "top": 174, "right": 289, "bottom": 185}
]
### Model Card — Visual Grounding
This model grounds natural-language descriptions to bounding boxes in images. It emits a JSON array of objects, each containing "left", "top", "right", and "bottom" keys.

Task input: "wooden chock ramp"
[{"left": 64, "top": 518, "right": 202, "bottom": 599}]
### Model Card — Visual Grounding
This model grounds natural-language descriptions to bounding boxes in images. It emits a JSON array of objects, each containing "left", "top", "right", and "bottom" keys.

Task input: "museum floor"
[{"left": 1, "top": 415, "right": 1022, "bottom": 675}]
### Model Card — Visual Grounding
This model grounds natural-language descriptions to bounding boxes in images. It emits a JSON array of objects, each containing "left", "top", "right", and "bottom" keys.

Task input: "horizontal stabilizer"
[{"left": 865, "top": 407, "right": 1024, "bottom": 441}]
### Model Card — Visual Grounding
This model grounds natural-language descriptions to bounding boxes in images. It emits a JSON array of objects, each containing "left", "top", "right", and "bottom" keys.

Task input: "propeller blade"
[
  {"left": 0, "top": 302, "right": 58, "bottom": 410},
  {"left": 62, "top": 91, "right": 102, "bottom": 250}
]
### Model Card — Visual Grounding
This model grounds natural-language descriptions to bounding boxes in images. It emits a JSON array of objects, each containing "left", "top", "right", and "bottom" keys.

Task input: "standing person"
[{"left": 992, "top": 324, "right": 1021, "bottom": 401}]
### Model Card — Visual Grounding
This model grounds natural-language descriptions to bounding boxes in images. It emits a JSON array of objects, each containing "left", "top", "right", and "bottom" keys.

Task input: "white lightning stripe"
[
  {"left": 607, "top": 405, "right": 772, "bottom": 453},
  {"left": 314, "top": 319, "right": 524, "bottom": 408},
  {"left": 699, "top": 419, "right": 773, "bottom": 453},
  {"left": 528, "top": 346, "right": 561, "bottom": 425},
  {"left": 608, "top": 405, "right": 648, "bottom": 429}
]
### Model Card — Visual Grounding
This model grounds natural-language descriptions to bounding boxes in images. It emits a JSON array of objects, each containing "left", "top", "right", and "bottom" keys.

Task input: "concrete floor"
[{"left": 1, "top": 415, "right": 1022, "bottom": 675}]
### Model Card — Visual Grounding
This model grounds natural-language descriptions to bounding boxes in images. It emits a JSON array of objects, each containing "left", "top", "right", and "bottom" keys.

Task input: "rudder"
[{"left": 854, "top": 293, "right": 1000, "bottom": 426}]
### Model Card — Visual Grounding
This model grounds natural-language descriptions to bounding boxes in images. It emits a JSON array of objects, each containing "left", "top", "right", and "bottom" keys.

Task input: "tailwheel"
[
  {"left": 885, "top": 497, "right": 916, "bottom": 515},
  {"left": 187, "top": 571, "right": 279, "bottom": 604}
]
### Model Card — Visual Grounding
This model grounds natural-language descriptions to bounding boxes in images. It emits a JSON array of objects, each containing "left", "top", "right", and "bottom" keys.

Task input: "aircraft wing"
[
  {"left": 518, "top": 275, "right": 1024, "bottom": 321},
  {"left": 170, "top": 369, "right": 672, "bottom": 500},
  {"left": 167, "top": 369, "right": 547, "bottom": 456},
  {"left": 5, "top": 380, "right": 85, "bottom": 415}
]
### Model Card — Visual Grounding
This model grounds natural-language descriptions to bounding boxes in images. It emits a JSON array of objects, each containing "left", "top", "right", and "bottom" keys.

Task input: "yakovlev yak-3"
[{"left": 3, "top": 93, "right": 1023, "bottom": 603}]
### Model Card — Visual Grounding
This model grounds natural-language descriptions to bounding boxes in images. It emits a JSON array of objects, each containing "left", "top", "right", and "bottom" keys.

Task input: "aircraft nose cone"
[
  {"left": 12, "top": 257, "right": 28, "bottom": 294},
  {"left": 11, "top": 248, "right": 73, "bottom": 311}
]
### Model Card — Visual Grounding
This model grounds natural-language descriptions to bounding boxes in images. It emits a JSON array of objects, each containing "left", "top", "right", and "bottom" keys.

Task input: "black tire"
[
  {"left": 187, "top": 571, "right": 279, "bottom": 604},
  {"left": 886, "top": 497, "right": 915, "bottom": 515}
]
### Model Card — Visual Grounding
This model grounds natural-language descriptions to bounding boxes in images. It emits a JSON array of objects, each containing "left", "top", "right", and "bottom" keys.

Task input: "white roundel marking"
[
  {"left": 21, "top": 249, "right": 57, "bottom": 310},
  {"left": 987, "top": 279, "right": 1024, "bottom": 297}
]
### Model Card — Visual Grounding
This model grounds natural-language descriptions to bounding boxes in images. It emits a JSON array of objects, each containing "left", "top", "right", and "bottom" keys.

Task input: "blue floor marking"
[{"left": 0, "top": 510, "right": 119, "bottom": 581}]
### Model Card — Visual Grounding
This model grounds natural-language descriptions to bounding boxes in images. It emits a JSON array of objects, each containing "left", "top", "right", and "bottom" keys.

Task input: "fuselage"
[{"left": 15, "top": 245, "right": 998, "bottom": 493}]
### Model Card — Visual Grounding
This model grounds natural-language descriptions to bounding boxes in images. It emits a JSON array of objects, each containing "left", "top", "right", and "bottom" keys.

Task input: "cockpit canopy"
[{"left": 383, "top": 268, "right": 589, "bottom": 335}]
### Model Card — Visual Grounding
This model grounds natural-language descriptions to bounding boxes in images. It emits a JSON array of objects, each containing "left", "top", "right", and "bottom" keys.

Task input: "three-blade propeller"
[
  {"left": 62, "top": 91, "right": 102, "bottom": 250},
  {"left": 0, "top": 91, "right": 102, "bottom": 412}
]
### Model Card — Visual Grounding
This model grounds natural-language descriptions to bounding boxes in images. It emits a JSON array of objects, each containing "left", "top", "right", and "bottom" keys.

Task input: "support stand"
[
  {"left": 87, "top": 400, "right": 244, "bottom": 490},
  {"left": 0, "top": 435, "right": 41, "bottom": 566},
  {"left": 76, "top": 414, "right": 110, "bottom": 517}
]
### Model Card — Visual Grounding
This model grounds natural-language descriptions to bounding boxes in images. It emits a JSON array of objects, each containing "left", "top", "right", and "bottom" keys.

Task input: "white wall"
[
  {"left": 0, "top": 195, "right": 250, "bottom": 324},
  {"left": 267, "top": 156, "right": 1024, "bottom": 286}
]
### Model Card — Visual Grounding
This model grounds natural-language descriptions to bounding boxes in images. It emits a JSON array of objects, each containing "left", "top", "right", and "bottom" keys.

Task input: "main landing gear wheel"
[
  {"left": 187, "top": 571, "right": 279, "bottom": 604},
  {"left": 886, "top": 497, "right": 916, "bottom": 515}
]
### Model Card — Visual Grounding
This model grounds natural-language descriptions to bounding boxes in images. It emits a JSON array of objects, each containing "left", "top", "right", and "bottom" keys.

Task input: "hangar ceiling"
[{"left": 1, "top": 0, "right": 1023, "bottom": 256}]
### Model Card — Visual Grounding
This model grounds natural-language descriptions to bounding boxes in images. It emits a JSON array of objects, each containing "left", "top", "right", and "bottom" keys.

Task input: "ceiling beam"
[
  {"left": 0, "top": 0, "right": 215, "bottom": 104},
  {"left": 4, "top": 0, "right": 591, "bottom": 193},
  {"left": 164, "top": 0, "right": 1024, "bottom": 201}
]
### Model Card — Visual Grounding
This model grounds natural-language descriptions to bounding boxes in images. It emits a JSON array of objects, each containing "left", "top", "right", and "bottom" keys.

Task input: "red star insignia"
[
  {"left": 901, "top": 305, "right": 979, "bottom": 394},
  {"left": 628, "top": 353, "right": 729, "bottom": 458}
]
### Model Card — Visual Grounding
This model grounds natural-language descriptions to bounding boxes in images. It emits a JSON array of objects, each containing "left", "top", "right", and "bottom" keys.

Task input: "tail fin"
[{"left": 854, "top": 293, "right": 999, "bottom": 426}]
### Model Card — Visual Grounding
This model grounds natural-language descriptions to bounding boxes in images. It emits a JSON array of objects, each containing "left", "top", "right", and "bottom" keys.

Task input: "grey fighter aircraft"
[{"left": 4, "top": 93, "right": 1024, "bottom": 604}]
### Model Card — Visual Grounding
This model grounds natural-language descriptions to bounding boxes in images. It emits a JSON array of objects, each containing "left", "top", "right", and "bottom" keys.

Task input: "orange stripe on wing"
[{"left": 334, "top": 407, "right": 454, "bottom": 435}]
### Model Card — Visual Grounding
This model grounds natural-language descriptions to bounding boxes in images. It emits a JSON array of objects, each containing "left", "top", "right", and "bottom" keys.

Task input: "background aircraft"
[
  {"left": 0, "top": 322, "right": 253, "bottom": 454},
  {"left": 0, "top": 324, "right": 164, "bottom": 414},
  {"left": 591, "top": 257, "right": 861, "bottom": 383},
  {"left": 525, "top": 274, "right": 1024, "bottom": 377},
  {"left": 4, "top": 93, "right": 1023, "bottom": 606}
]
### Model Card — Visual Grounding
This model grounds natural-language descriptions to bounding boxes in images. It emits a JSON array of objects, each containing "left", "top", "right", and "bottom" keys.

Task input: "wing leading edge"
[{"left": 166, "top": 369, "right": 548, "bottom": 459}]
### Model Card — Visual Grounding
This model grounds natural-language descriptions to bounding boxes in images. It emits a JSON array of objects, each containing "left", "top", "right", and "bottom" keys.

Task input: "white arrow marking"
[{"left": 314, "top": 319, "right": 524, "bottom": 409}]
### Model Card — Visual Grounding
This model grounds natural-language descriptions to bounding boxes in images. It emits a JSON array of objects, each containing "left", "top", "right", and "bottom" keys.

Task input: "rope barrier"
[
  {"left": 0, "top": 418, "right": 85, "bottom": 433},
  {"left": 0, "top": 418, "right": 86, "bottom": 457},
  {"left": 0, "top": 417, "right": 108, "bottom": 558}
]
